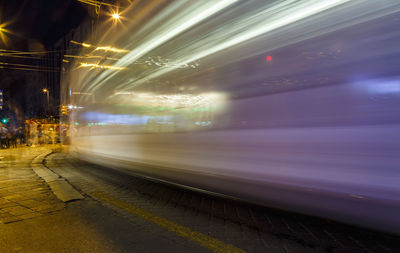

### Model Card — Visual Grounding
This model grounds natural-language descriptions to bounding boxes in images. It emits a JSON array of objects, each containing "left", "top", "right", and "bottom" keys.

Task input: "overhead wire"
[
  {"left": 0, "top": 66, "right": 62, "bottom": 72},
  {"left": 0, "top": 61, "right": 60, "bottom": 70},
  {"left": 0, "top": 54, "right": 41, "bottom": 59},
  {"left": 0, "top": 48, "right": 79, "bottom": 55},
  {"left": 77, "top": 0, "right": 117, "bottom": 8}
]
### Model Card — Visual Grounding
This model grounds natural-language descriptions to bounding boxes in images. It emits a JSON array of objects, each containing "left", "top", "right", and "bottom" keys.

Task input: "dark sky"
[
  {"left": 0, "top": 0, "right": 88, "bottom": 50},
  {"left": 0, "top": 0, "right": 89, "bottom": 121}
]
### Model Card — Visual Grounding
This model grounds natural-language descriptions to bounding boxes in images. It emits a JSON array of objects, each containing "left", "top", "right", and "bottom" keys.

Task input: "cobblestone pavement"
[
  {"left": 1, "top": 146, "right": 212, "bottom": 253},
  {"left": 45, "top": 151, "right": 400, "bottom": 253},
  {"left": 0, "top": 146, "right": 64, "bottom": 224}
]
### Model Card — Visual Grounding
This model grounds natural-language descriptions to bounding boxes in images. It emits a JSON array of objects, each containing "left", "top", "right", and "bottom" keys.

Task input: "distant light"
[
  {"left": 82, "top": 43, "right": 91, "bottom": 47},
  {"left": 266, "top": 55, "right": 272, "bottom": 62},
  {"left": 1, "top": 118, "right": 7, "bottom": 124},
  {"left": 42, "top": 88, "right": 48, "bottom": 93},
  {"left": 112, "top": 13, "right": 120, "bottom": 20}
]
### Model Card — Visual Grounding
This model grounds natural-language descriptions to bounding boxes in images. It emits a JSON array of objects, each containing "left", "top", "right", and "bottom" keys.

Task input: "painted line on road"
[{"left": 91, "top": 191, "right": 247, "bottom": 253}]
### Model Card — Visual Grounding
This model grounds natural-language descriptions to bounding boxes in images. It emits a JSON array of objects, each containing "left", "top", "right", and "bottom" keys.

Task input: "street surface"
[{"left": 0, "top": 145, "right": 399, "bottom": 252}]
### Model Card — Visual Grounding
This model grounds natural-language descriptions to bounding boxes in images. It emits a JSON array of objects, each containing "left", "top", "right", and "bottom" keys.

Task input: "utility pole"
[{"left": 42, "top": 88, "right": 49, "bottom": 115}]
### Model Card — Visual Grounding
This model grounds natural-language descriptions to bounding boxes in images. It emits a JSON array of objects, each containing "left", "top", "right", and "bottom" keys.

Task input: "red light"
[{"left": 266, "top": 55, "right": 272, "bottom": 61}]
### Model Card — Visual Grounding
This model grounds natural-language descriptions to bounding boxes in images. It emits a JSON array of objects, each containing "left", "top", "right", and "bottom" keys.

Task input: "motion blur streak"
[
  {"left": 63, "top": 0, "right": 400, "bottom": 234},
  {"left": 86, "top": 0, "right": 239, "bottom": 91},
  {"left": 78, "top": 62, "right": 127, "bottom": 70}
]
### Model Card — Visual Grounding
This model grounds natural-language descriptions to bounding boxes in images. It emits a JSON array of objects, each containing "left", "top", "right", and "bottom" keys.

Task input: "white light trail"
[
  {"left": 86, "top": 0, "right": 238, "bottom": 91},
  {"left": 67, "top": 0, "right": 400, "bottom": 98},
  {"left": 117, "top": 0, "right": 350, "bottom": 89},
  {"left": 118, "top": 0, "right": 238, "bottom": 66}
]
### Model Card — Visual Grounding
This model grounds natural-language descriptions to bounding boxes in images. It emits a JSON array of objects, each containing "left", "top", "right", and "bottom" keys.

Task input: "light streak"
[
  {"left": 111, "top": 92, "right": 226, "bottom": 108},
  {"left": 70, "top": 40, "right": 90, "bottom": 47},
  {"left": 118, "top": 0, "right": 351, "bottom": 89},
  {"left": 86, "top": 0, "right": 238, "bottom": 91},
  {"left": 77, "top": 0, "right": 116, "bottom": 8},
  {"left": 94, "top": 46, "right": 129, "bottom": 53},
  {"left": 66, "top": 0, "right": 400, "bottom": 96},
  {"left": 64, "top": 54, "right": 120, "bottom": 61},
  {"left": 79, "top": 62, "right": 127, "bottom": 70},
  {"left": 117, "top": 0, "right": 238, "bottom": 65},
  {"left": 70, "top": 40, "right": 129, "bottom": 53}
]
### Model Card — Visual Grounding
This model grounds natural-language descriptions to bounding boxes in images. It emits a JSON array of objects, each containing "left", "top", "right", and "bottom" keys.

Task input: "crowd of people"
[
  {"left": 0, "top": 122, "right": 61, "bottom": 149},
  {"left": 0, "top": 124, "right": 25, "bottom": 149}
]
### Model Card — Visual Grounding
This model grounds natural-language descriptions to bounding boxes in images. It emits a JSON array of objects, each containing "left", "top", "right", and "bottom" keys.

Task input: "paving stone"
[
  {"left": 282, "top": 240, "right": 311, "bottom": 253},
  {"left": 0, "top": 201, "right": 19, "bottom": 208},
  {"left": 0, "top": 148, "right": 65, "bottom": 226},
  {"left": 0, "top": 198, "right": 12, "bottom": 205},
  {"left": 37, "top": 203, "right": 65, "bottom": 213},
  {"left": 31, "top": 204, "right": 56, "bottom": 212},
  {"left": 0, "top": 215, "right": 22, "bottom": 224},
  {"left": 18, "top": 199, "right": 43, "bottom": 208},
  {"left": 261, "top": 235, "right": 287, "bottom": 251},
  {"left": 4, "top": 194, "right": 31, "bottom": 201},
  {"left": 224, "top": 221, "right": 243, "bottom": 239},
  {"left": 0, "top": 212, "right": 12, "bottom": 218},
  {"left": 17, "top": 212, "right": 43, "bottom": 220},
  {"left": 2, "top": 206, "right": 34, "bottom": 216}
]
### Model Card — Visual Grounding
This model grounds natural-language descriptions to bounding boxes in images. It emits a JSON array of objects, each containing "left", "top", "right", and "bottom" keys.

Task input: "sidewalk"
[
  {"left": 0, "top": 145, "right": 128, "bottom": 253},
  {"left": 0, "top": 145, "right": 65, "bottom": 224}
]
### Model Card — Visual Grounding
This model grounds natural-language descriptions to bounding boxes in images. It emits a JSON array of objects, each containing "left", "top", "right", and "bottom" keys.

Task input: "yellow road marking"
[{"left": 91, "top": 191, "right": 247, "bottom": 253}]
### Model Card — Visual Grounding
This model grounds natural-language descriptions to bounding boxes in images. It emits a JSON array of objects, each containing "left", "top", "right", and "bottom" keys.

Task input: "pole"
[{"left": 46, "top": 91, "right": 49, "bottom": 114}]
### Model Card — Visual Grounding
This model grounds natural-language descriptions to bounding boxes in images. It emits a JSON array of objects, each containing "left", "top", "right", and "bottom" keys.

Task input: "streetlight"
[
  {"left": 110, "top": 11, "right": 122, "bottom": 24},
  {"left": 112, "top": 13, "right": 120, "bottom": 20},
  {"left": 42, "top": 88, "right": 49, "bottom": 115},
  {"left": 0, "top": 22, "right": 11, "bottom": 46}
]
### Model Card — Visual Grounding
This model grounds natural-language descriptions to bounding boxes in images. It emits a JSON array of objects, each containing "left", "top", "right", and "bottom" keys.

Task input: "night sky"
[
  {"left": 0, "top": 0, "right": 88, "bottom": 49},
  {"left": 0, "top": 0, "right": 88, "bottom": 122}
]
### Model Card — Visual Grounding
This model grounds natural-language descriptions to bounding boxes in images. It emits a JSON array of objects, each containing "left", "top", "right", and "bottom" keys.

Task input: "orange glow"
[{"left": 0, "top": 22, "right": 12, "bottom": 47}]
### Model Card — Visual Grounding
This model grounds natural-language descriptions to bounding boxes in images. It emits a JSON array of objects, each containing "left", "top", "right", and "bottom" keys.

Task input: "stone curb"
[{"left": 31, "top": 149, "right": 84, "bottom": 202}]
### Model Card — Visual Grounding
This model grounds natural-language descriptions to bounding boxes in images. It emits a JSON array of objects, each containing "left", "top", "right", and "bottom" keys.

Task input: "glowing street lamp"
[
  {"left": 112, "top": 13, "right": 120, "bottom": 20},
  {"left": 0, "top": 22, "right": 12, "bottom": 46}
]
